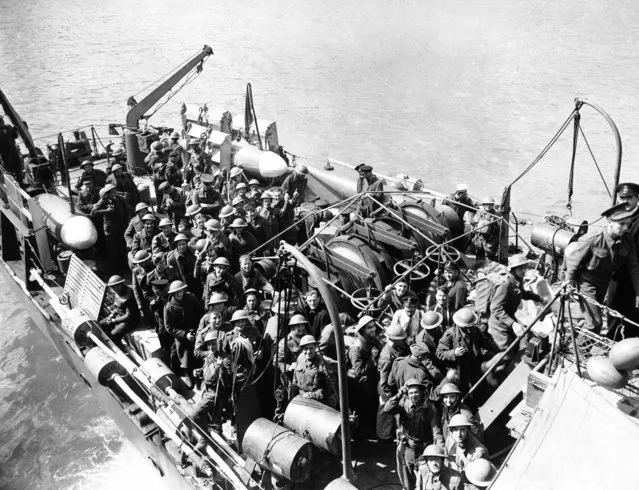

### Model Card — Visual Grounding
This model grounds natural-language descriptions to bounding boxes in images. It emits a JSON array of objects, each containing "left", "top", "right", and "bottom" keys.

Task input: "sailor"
[
  {"left": 202, "top": 256, "right": 243, "bottom": 306},
  {"left": 428, "top": 288, "right": 454, "bottom": 329},
  {"left": 234, "top": 255, "right": 274, "bottom": 295},
  {"left": 244, "top": 203, "right": 274, "bottom": 251},
  {"left": 166, "top": 234, "right": 199, "bottom": 295},
  {"left": 445, "top": 414, "right": 488, "bottom": 473},
  {"left": 389, "top": 290, "right": 422, "bottom": 345},
  {"left": 76, "top": 177, "right": 100, "bottom": 215},
  {"left": 348, "top": 315, "right": 382, "bottom": 438},
  {"left": 377, "top": 324, "right": 410, "bottom": 441},
  {"left": 91, "top": 183, "right": 128, "bottom": 274},
  {"left": 445, "top": 184, "right": 478, "bottom": 221},
  {"left": 158, "top": 181, "right": 186, "bottom": 227},
  {"left": 148, "top": 278, "right": 173, "bottom": 363},
  {"left": 194, "top": 308, "right": 227, "bottom": 360},
  {"left": 276, "top": 314, "right": 309, "bottom": 376},
  {"left": 151, "top": 217, "right": 177, "bottom": 260},
  {"left": 223, "top": 309, "right": 264, "bottom": 376},
  {"left": 415, "top": 444, "right": 461, "bottom": 490},
  {"left": 191, "top": 173, "right": 222, "bottom": 218},
  {"left": 301, "top": 289, "right": 330, "bottom": 340},
  {"left": 228, "top": 218, "right": 258, "bottom": 267},
  {"left": 130, "top": 213, "right": 158, "bottom": 258},
  {"left": 131, "top": 250, "right": 155, "bottom": 324},
  {"left": 75, "top": 159, "right": 107, "bottom": 191},
  {"left": 106, "top": 163, "right": 140, "bottom": 209},
  {"left": 459, "top": 458, "right": 496, "bottom": 490},
  {"left": 100, "top": 275, "right": 140, "bottom": 343},
  {"left": 388, "top": 341, "right": 437, "bottom": 400},
  {"left": 124, "top": 202, "right": 150, "bottom": 250},
  {"left": 383, "top": 378, "right": 443, "bottom": 490},
  {"left": 241, "top": 288, "right": 265, "bottom": 332},
  {"left": 292, "top": 335, "right": 336, "bottom": 407},
  {"left": 164, "top": 280, "right": 205, "bottom": 387},
  {"left": 378, "top": 276, "right": 410, "bottom": 313},
  {"left": 441, "top": 262, "right": 469, "bottom": 313},
  {"left": 566, "top": 203, "right": 639, "bottom": 334},
  {"left": 607, "top": 182, "right": 639, "bottom": 338},
  {"left": 488, "top": 254, "right": 542, "bottom": 351},
  {"left": 439, "top": 383, "right": 483, "bottom": 441},
  {"left": 355, "top": 164, "right": 384, "bottom": 218},
  {"left": 281, "top": 165, "right": 308, "bottom": 205},
  {"left": 436, "top": 308, "right": 497, "bottom": 394}
]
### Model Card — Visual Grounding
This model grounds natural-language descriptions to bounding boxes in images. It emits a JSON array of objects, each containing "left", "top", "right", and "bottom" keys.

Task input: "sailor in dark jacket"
[
  {"left": 164, "top": 280, "right": 205, "bottom": 386},
  {"left": 75, "top": 160, "right": 107, "bottom": 191},
  {"left": 100, "top": 275, "right": 140, "bottom": 343},
  {"left": 355, "top": 164, "right": 384, "bottom": 218},
  {"left": 566, "top": 202, "right": 639, "bottom": 334},
  {"left": 436, "top": 308, "right": 497, "bottom": 394},
  {"left": 124, "top": 202, "right": 150, "bottom": 250},
  {"left": 91, "top": 183, "right": 128, "bottom": 273}
]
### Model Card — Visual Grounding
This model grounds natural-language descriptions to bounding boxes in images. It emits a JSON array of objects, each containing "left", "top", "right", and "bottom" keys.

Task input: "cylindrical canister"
[
  {"left": 84, "top": 346, "right": 126, "bottom": 385},
  {"left": 242, "top": 418, "right": 314, "bottom": 482},
  {"left": 283, "top": 395, "right": 342, "bottom": 456},
  {"left": 530, "top": 223, "right": 577, "bottom": 254},
  {"left": 141, "top": 357, "right": 181, "bottom": 394}
]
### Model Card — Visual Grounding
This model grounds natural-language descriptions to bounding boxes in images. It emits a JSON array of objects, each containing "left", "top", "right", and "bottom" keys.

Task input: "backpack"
[{"left": 473, "top": 263, "right": 509, "bottom": 319}]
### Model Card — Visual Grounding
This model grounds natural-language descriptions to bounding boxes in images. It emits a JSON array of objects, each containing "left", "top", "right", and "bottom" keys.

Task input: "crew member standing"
[{"left": 355, "top": 164, "right": 384, "bottom": 218}]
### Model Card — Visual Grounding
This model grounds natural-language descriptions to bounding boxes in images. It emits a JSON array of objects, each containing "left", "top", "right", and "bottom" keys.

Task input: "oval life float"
[
  {"left": 609, "top": 338, "right": 639, "bottom": 371},
  {"left": 587, "top": 356, "right": 629, "bottom": 389}
]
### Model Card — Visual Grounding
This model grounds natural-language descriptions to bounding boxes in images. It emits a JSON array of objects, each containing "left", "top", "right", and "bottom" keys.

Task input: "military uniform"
[
  {"left": 202, "top": 271, "right": 243, "bottom": 306},
  {"left": 228, "top": 230, "right": 259, "bottom": 265},
  {"left": 166, "top": 248, "right": 199, "bottom": 294},
  {"left": 377, "top": 341, "right": 410, "bottom": 440},
  {"left": 348, "top": 333, "right": 380, "bottom": 437},
  {"left": 415, "top": 465, "right": 461, "bottom": 490},
  {"left": 131, "top": 263, "right": 154, "bottom": 323},
  {"left": 234, "top": 268, "right": 274, "bottom": 295},
  {"left": 131, "top": 227, "right": 156, "bottom": 255},
  {"left": 191, "top": 184, "right": 222, "bottom": 217},
  {"left": 151, "top": 231, "right": 177, "bottom": 260},
  {"left": 444, "top": 433, "right": 487, "bottom": 473},
  {"left": 164, "top": 292, "right": 205, "bottom": 377},
  {"left": 101, "top": 287, "right": 140, "bottom": 342},
  {"left": 124, "top": 214, "right": 145, "bottom": 250},
  {"left": 75, "top": 168, "right": 107, "bottom": 190},
  {"left": 91, "top": 192, "right": 128, "bottom": 272},
  {"left": 292, "top": 353, "right": 335, "bottom": 407}
]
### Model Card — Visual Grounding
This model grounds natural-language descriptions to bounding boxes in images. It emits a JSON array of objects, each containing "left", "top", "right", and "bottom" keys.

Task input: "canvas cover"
[{"left": 492, "top": 368, "right": 639, "bottom": 490}]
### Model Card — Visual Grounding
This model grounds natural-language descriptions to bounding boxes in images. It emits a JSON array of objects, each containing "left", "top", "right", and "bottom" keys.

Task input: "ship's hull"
[{"left": 0, "top": 261, "right": 195, "bottom": 490}]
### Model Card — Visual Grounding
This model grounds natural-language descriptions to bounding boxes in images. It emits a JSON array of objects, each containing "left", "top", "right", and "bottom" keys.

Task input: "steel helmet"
[
  {"left": 81, "top": 159, "right": 93, "bottom": 168},
  {"left": 231, "top": 196, "right": 245, "bottom": 206},
  {"left": 508, "top": 253, "right": 532, "bottom": 270},
  {"left": 174, "top": 233, "right": 189, "bottom": 243},
  {"left": 208, "top": 292, "right": 228, "bottom": 305},
  {"left": 404, "top": 378, "right": 427, "bottom": 390},
  {"left": 249, "top": 179, "right": 260, "bottom": 186},
  {"left": 107, "top": 275, "right": 125, "bottom": 287},
  {"left": 158, "top": 181, "right": 171, "bottom": 192},
  {"left": 168, "top": 280, "right": 188, "bottom": 295},
  {"left": 230, "top": 218, "right": 248, "bottom": 228},
  {"left": 464, "top": 459, "right": 497, "bottom": 488},
  {"left": 111, "top": 163, "right": 124, "bottom": 172},
  {"left": 452, "top": 307, "right": 477, "bottom": 328},
  {"left": 456, "top": 183, "right": 468, "bottom": 193},
  {"left": 219, "top": 205, "right": 235, "bottom": 219},
  {"left": 289, "top": 314, "right": 308, "bottom": 326},
  {"left": 235, "top": 182, "right": 248, "bottom": 191},
  {"left": 421, "top": 311, "right": 443, "bottom": 330},
  {"left": 159, "top": 217, "right": 172, "bottom": 228},
  {"left": 421, "top": 444, "right": 446, "bottom": 459},
  {"left": 439, "top": 383, "right": 462, "bottom": 396},
  {"left": 205, "top": 218, "right": 221, "bottom": 231},
  {"left": 99, "top": 183, "right": 117, "bottom": 198},
  {"left": 203, "top": 331, "right": 219, "bottom": 345},
  {"left": 142, "top": 213, "right": 157, "bottom": 222},
  {"left": 482, "top": 196, "right": 495, "bottom": 205},
  {"left": 356, "top": 315, "right": 376, "bottom": 332},
  {"left": 229, "top": 167, "right": 243, "bottom": 178},
  {"left": 135, "top": 202, "right": 149, "bottom": 213},
  {"left": 385, "top": 324, "right": 407, "bottom": 341},
  {"left": 212, "top": 257, "right": 231, "bottom": 267},
  {"left": 448, "top": 413, "right": 473, "bottom": 428},
  {"left": 132, "top": 250, "right": 152, "bottom": 264},
  {"left": 297, "top": 165, "right": 308, "bottom": 175},
  {"left": 195, "top": 238, "right": 207, "bottom": 253},
  {"left": 170, "top": 131, "right": 180, "bottom": 139},
  {"left": 200, "top": 173, "right": 214, "bottom": 184},
  {"left": 298, "top": 335, "right": 316, "bottom": 348},
  {"left": 151, "top": 141, "right": 163, "bottom": 151},
  {"left": 185, "top": 204, "right": 202, "bottom": 217},
  {"left": 260, "top": 191, "right": 273, "bottom": 200},
  {"left": 112, "top": 146, "right": 125, "bottom": 157},
  {"left": 230, "top": 310, "right": 250, "bottom": 322}
]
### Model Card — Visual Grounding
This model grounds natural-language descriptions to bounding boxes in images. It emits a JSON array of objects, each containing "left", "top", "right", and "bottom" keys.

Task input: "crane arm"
[
  {"left": 125, "top": 45, "right": 214, "bottom": 129},
  {"left": 0, "top": 88, "right": 38, "bottom": 157}
]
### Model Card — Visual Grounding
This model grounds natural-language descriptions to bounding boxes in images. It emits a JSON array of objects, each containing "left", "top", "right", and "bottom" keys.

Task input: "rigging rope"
[
  {"left": 566, "top": 111, "right": 581, "bottom": 212},
  {"left": 578, "top": 125, "right": 612, "bottom": 198}
]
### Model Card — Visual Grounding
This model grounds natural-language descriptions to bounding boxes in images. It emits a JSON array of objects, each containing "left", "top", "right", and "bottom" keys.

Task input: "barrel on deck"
[
  {"left": 33, "top": 194, "right": 98, "bottom": 250},
  {"left": 284, "top": 395, "right": 342, "bottom": 456},
  {"left": 242, "top": 418, "right": 314, "bottom": 482}
]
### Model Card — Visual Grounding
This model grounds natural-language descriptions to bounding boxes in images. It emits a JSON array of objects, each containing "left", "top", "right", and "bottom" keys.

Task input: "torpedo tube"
[{"left": 33, "top": 194, "right": 98, "bottom": 250}]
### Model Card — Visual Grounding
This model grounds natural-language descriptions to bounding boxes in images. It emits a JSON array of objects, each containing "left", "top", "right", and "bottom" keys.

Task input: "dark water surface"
[{"left": 1, "top": 0, "right": 639, "bottom": 488}]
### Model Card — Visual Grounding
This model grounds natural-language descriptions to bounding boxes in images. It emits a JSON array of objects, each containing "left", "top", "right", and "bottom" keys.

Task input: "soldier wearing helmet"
[
  {"left": 91, "top": 183, "right": 128, "bottom": 274},
  {"left": 100, "top": 275, "right": 140, "bottom": 344},
  {"left": 277, "top": 314, "right": 309, "bottom": 376},
  {"left": 415, "top": 444, "right": 461, "bottom": 490},
  {"left": 194, "top": 218, "right": 231, "bottom": 279},
  {"left": 244, "top": 202, "right": 274, "bottom": 251},
  {"left": 383, "top": 378, "right": 443, "bottom": 490},
  {"left": 124, "top": 202, "right": 151, "bottom": 250},
  {"left": 105, "top": 161, "right": 140, "bottom": 209},
  {"left": 151, "top": 217, "right": 177, "bottom": 261},
  {"left": 131, "top": 213, "right": 158, "bottom": 258},
  {"left": 445, "top": 414, "right": 488, "bottom": 472},
  {"left": 376, "top": 322, "right": 410, "bottom": 441},
  {"left": 436, "top": 307, "right": 498, "bottom": 395},
  {"left": 167, "top": 234, "right": 199, "bottom": 296},
  {"left": 131, "top": 250, "right": 155, "bottom": 323},
  {"left": 439, "top": 383, "right": 483, "bottom": 440},
  {"left": 194, "top": 307, "right": 229, "bottom": 360},
  {"left": 291, "top": 335, "right": 337, "bottom": 408},
  {"left": 202, "top": 256, "right": 243, "bottom": 306},
  {"left": 228, "top": 218, "right": 258, "bottom": 267},
  {"left": 281, "top": 165, "right": 308, "bottom": 206},
  {"left": 164, "top": 280, "right": 205, "bottom": 388},
  {"left": 461, "top": 458, "right": 497, "bottom": 489},
  {"left": 246, "top": 178, "right": 263, "bottom": 202},
  {"left": 75, "top": 159, "right": 107, "bottom": 191},
  {"left": 223, "top": 309, "right": 265, "bottom": 375}
]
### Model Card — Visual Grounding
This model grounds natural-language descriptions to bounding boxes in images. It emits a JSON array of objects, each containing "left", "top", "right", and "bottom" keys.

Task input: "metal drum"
[
  {"left": 254, "top": 258, "right": 278, "bottom": 280},
  {"left": 242, "top": 418, "right": 314, "bottom": 483},
  {"left": 61, "top": 308, "right": 97, "bottom": 348},
  {"left": 84, "top": 347, "right": 126, "bottom": 385},
  {"left": 531, "top": 223, "right": 577, "bottom": 255},
  {"left": 283, "top": 395, "right": 342, "bottom": 456},
  {"left": 141, "top": 357, "right": 181, "bottom": 394}
]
